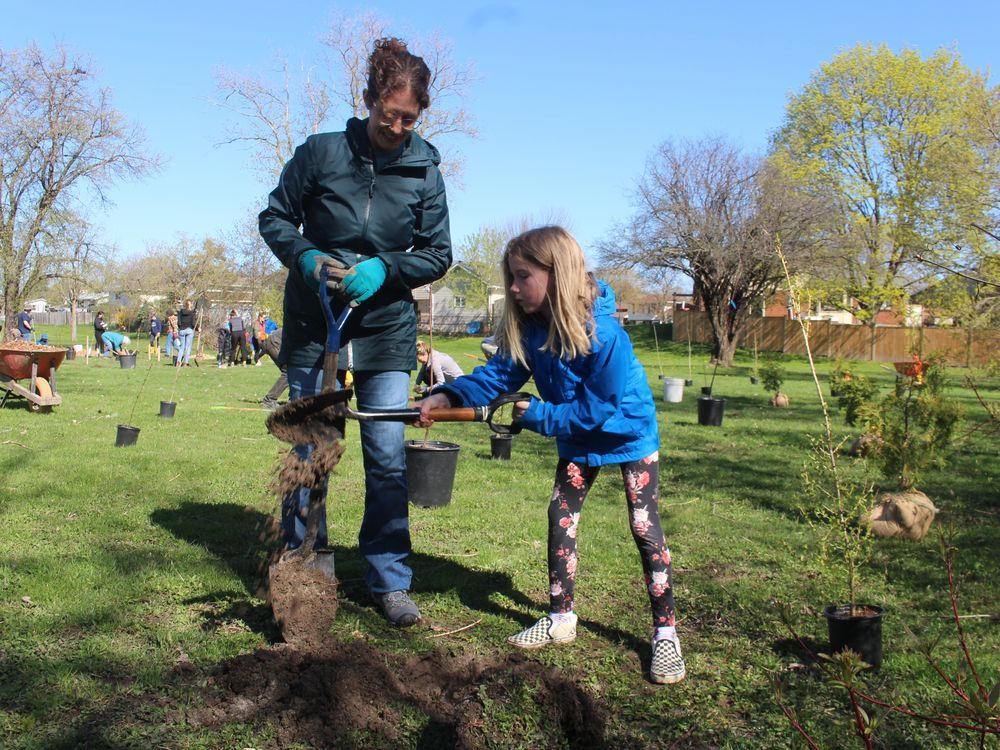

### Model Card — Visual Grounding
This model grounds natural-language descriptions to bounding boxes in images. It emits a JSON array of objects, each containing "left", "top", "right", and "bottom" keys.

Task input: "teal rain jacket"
[
  {"left": 259, "top": 117, "right": 452, "bottom": 370},
  {"left": 436, "top": 282, "right": 659, "bottom": 466}
]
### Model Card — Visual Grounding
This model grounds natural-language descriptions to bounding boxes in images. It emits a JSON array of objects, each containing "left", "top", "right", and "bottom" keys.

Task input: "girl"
[{"left": 416, "top": 226, "right": 684, "bottom": 684}]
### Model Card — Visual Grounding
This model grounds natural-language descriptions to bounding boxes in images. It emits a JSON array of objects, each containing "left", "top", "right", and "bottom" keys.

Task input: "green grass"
[{"left": 1, "top": 325, "right": 998, "bottom": 748}]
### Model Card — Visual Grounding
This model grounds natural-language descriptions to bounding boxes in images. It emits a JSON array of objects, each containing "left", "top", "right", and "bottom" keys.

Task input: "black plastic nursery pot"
[
  {"left": 118, "top": 353, "right": 137, "bottom": 369},
  {"left": 750, "top": 376, "right": 759, "bottom": 385},
  {"left": 65, "top": 347, "right": 76, "bottom": 361},
  {"left": 490, "top": 433, "right": 513, "bottom": 460},
  {"left": 824, "top": 603, "right": 885, "bottom": 670},
  {"left": 697, "top": 396, "right": 725, "bottom": 426},
  {"left": 406, "top": 440, "right": 460, "bottom": 508},
  {"left": 700, "top": 386, "right": 713, "bottom": 396},
  {"left": 684, "top": 379, "right": 694, "bottom": 387},
  {"left": 159, "top": 400, "right": 176, "bottom": 418},
  {"left": 115, "top": 424, "right": 140, "bottom": 447}
]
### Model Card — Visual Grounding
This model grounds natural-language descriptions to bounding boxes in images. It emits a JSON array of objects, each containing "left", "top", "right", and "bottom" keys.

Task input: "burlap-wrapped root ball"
[
  {"left": 770, "top": 393, "right": 790, "bottom": 407},
  {"left": 866, "top": 489, "right": 938, "bottom": 541}
]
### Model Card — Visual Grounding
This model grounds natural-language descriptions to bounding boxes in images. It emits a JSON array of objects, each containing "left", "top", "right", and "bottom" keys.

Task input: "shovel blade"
[{"left": 266, "top": 388, "right": 353, "bottom": 445}]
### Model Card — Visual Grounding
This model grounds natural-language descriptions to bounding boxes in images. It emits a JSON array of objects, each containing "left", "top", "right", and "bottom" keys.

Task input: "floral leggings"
[{"left": 547, "top": 451, "right": 675, "bottom": 627}]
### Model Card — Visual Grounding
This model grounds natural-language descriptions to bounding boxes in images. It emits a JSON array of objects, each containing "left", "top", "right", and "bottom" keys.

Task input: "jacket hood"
[
  {"left": 345, "top": 117, "right": 442, "bottom": 167},
  {"left": 593, "top": 279, "right": 618, "bottom": 319}
]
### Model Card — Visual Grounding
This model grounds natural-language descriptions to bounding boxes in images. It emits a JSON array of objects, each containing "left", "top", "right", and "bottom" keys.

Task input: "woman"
[
  {"left": 176, "top": 300, "right": 198, "bottom": 367},
  {"left": 259, "top": 37, "right": 452, "bottom": 627}
]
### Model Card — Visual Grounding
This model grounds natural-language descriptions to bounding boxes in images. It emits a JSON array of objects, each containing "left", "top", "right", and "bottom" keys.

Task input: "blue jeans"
[
  {"left": 282, "top": 367, "right": 412, "bottom": 594},
  {"left": 177, "top": 328, "right": 194, "bottom": 364}
]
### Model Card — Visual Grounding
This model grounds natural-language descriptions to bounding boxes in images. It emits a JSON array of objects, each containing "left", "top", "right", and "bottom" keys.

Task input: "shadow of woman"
[{"left": 151, "top": 501, "right": 650, "bottom": 660}]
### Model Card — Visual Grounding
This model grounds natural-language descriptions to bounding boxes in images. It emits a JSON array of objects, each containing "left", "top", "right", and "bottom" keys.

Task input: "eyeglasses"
[{"left": 373, "top": 101, "right": 421, "bottom": 131}]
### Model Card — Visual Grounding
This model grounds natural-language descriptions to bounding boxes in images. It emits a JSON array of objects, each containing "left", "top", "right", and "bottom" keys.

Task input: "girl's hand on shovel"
[{"left": 414, "top": 393, "right": 452, "bottom": 427}]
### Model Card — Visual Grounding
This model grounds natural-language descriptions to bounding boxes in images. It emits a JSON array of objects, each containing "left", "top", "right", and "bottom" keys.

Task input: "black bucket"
[
  {"left": 824, "top": 604, "right": 885, "bottom": 670},
  {"left": 65, "top": 347, "right": 76, "bottom": 361},
  {"left": 697, "top": 396, "right": 725, "bottom": 426},
  {"left": 115, "top": 424, "right": 140, "bottom": 447},
  {"left": 490, "top": 433, "right": 513, "bottom": 460},
  {"left": 159, "top": 401, "right": 176, "bottom": 418},
  {"left": 119, "top": 353, "right": 137, "bottom": 369},
  {"left": 405, "top": 440, "right": 460, "bottom": 508},
  {"left": 700, "top": 386, "right": 713, "bottom": 396},
  {"left": 684, "top": 379, "right": 694, "bottom": 387}
]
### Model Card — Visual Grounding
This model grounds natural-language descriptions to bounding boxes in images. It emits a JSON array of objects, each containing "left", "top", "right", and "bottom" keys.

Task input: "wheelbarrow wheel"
[{"left": 29, "top": 377, "right": 53, "bottom": 413}]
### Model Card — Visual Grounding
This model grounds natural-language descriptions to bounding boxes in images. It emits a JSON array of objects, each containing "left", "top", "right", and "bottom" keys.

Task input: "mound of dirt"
[{"left": 175, "top": 639, "right": 607, "bottom": 749}]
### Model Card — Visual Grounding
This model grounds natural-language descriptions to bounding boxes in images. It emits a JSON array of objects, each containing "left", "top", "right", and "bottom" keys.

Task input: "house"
[
  {"left": 24, "top": 298, "right": 48, "bottom": 313},
  {"left": 414, "top": 263, "right": 504, "bottom": 335}
]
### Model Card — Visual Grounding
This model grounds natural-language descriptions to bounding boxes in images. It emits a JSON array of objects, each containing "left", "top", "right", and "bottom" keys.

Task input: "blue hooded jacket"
[{"left": 437, "top": 281, "right": 659, "bottom": 466}]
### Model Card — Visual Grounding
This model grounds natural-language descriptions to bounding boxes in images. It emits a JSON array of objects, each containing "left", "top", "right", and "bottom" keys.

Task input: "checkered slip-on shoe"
[
  {"left": 508, "top": 616, "right": 577, "bottom": 650},
  {"left": 650, "top": 637, "right": 686, "bottom": 684}
]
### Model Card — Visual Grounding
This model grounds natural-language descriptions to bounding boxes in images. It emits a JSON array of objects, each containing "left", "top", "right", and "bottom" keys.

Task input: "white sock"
[
  {"left": 549, "top": 611, "right": 576, "bottom": 625},
  {"left": 654, "top": 626, "right": 677, "bottom": 642}
]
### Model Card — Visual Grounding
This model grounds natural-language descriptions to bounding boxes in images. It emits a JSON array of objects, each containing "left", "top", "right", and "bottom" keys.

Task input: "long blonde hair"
[{"left": 496, "top": 226, "right": 597, "bottom": 368}]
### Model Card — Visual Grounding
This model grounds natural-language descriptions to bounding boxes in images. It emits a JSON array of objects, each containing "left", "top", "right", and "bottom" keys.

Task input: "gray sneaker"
[
  {"left": 378, "top": 590, "right": 421, "bottom": 627},
  {"left": 261, "top": 397, "right": 279, "bottom": 411}
]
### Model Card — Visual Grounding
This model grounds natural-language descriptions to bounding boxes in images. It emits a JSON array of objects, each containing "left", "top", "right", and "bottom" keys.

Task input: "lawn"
[{"left": 1, "top": 326, "right": 997, "bottom": 749}]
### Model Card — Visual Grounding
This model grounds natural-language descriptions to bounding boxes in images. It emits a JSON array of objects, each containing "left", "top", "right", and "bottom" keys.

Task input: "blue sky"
[{"left": 5, "top": 1, "right": 998, "bottom": 265}]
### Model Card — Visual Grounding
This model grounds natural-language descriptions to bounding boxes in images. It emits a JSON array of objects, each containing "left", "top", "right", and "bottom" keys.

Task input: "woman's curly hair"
[{"left": 367, "top": 37, "right": 431, "bottom": 108}]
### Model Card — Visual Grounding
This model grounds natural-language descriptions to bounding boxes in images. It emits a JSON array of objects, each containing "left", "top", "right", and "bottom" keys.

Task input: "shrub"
[
  {"left": 858, "top": 356, "right": 961, "bottom": 489},
  {"left": 759, "top": 357, "right": 785, "bottom": 395},
  {"left": 837, "top": 374, "right": 878, "bottom": 427}
]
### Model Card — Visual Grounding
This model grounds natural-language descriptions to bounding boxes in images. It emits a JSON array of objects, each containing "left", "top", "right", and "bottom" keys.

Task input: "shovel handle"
[{"left": 346, "top": 405, "right": 488, "bottom": 423}]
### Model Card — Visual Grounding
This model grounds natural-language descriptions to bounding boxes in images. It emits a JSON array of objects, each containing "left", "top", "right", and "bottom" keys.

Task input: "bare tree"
[
  {"left": 214, "top": 11, "right": 477, "bottom": 181},
  {"left": 224, "top": 206, "right": 284, "bottom": 312},
  {"left": 601, "top": 137, "right": 835, "bottom": 366},
  {"left": 0, "top": 44, "right": 159, "bottom": 331},
  {"left": 42, "top": 213, "right": 112, "bottom": 342}
]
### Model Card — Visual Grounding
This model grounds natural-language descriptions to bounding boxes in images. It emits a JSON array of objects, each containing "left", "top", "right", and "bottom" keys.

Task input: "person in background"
[
  {"left": 176, "top": 300, "right": 198, "bottom": 367},
  {"left": 259, "top": 37, "right": 452, "bottom": 627},
  {"left": 149, "top": 312, "right": 162, "bottom": 360},
  {"left": 164, "top": 309, "right": 180, "bottom": 363},
  {"left": 227, "top": 310, "right": 249, "bottom": 366},
  {"left": 94, "top": 311, "right": 107, "bottom": 354},
  {"left": 251, "top": 311, "right": 267, "bottom": 365},
  {"left": 260, "top": 327, "right": 288, "bottom": 410},
  {"left": 413, "top": 339, "right": 463, "bottom": 395},
  {"left": 16, "top": 307, "right": 33, "bottom": 341},
  {"left": 102, "top": 331, "right": 131, "bottom": 356},
  {"left": 416, "top": 226, "right": 685, "bottom": 685},
  {"left": 216, "top": 320, "right": 232, "bottom": 368},
  {"left": 254, "top": 312, "right": 280, "bottom": 365}
]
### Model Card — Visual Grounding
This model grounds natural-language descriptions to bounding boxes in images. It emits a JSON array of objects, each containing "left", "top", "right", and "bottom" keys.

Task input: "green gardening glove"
[
  {"left": 341, "top": 257, "right": 388, "bottom": 304},
  {"left": 297, "top": 250, "right": 346, "bottom": 294}
]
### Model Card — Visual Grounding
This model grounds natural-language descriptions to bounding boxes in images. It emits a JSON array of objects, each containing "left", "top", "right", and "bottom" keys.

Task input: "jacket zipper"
[{"left": 360, "top": 162, "right": 376, "bottom": 261}]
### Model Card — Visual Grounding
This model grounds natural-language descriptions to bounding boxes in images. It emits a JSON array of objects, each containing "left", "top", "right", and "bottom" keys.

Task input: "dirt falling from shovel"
[{"left": 262, "top": 439, "right": 347, "bottom": 648}]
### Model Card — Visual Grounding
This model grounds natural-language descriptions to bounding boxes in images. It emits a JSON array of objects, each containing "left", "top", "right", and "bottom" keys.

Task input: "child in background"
[{"left": 416, "top": 226, "right": 685, "bottom": 685}]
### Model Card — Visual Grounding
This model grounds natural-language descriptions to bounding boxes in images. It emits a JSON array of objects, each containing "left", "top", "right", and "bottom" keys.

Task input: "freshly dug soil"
[
  {"left": 175, "top": 639, "right": 608, "bottom": 749},
  {"left": 267, "top": 553, "right": 339, "bottom": 649}
]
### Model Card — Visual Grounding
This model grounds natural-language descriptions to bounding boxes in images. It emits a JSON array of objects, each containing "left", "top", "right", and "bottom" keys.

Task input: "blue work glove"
[
  {"left": 297, "top": 250, "right": 346, "bottom": 294},
  {"left": 341, "top": 258, "right": 388, "bottom": 304}
]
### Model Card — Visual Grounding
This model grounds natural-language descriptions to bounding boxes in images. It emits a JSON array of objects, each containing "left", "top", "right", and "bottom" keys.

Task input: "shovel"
[{"left": 265, "top": 266, "right": 351, "bottom": 646}]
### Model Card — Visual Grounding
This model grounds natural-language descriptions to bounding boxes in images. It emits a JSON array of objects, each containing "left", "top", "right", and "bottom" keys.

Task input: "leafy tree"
[
  {"left": 213, "top": 11, "right": 477, "bottom": 181},
  {"left": 602, "top": 136, "right": 835, "bottom": 366},
  {"left": 773, "top": 44, "right": 995, "bottom": 334},
  {"left": 0, "top": 44, "right": 158, "bottom": 333}
]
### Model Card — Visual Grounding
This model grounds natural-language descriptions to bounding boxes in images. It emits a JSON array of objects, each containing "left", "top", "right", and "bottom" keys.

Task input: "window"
[{"left": 453, "top": 296, "right": 466, "bottom": 309}]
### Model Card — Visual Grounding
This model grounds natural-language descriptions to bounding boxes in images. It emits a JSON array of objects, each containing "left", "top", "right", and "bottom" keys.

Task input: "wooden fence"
[{"left": 672, "top": 310, "right": 999, "bottom": 367}]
